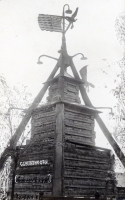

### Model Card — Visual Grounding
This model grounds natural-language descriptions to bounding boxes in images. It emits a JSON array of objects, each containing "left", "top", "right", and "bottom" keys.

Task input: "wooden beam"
[
  {"left": 53, "top": 103, "right": 64, "bottom": 196},
  {"left": 10, "top": 153, "right": 18, "bottom": 200},
  {"left": 70, "top": 59, "right": 125, "bottom": 168},
  {"left": 0, "top": 61, "right": 60, "bottom": 170}
]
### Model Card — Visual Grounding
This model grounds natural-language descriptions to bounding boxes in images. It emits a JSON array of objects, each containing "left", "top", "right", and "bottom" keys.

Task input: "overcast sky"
[
  {"left": 0, "top": 0, "right": 125, "bottom": 171},
  {"left": 0, "top": 0, "right": 124, "bottom": 91}
]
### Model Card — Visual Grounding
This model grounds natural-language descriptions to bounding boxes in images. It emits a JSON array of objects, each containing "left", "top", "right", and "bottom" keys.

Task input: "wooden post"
[
  {"left": 11, "top": 152, "right": 18, "bottom": 200},
  {"left": 53, "top": 51, "right": 65, "bottom": 194},
  {"left": 70, "top": 58, "right": 125, "bottom": 168},
  {"left": 53, "top": 103, "right": 64, "bottom": 196}
]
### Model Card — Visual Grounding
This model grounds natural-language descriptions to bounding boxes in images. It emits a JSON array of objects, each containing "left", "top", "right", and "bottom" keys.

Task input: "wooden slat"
[
  {"left": 65, "top": 120, "right": 93, "bottom": 130},
  {"left": 65, "top": 107, "right": 92, "bottom": 116},
  {"left": 65, "top": 113, "right": 93, "bottom": 123},
  {"left": 64, "top": 153, "right": 111, "bottom": 163}
]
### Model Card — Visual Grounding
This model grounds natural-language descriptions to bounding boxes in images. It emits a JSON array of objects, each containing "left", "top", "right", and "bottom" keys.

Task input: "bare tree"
[{"left": 0, "top": 75, "right": 32, "bottom": 193}]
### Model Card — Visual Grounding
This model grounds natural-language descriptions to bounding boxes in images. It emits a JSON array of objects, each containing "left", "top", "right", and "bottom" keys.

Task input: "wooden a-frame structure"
[{"left": 0, "top": 4, "right": 125, "bottom": 172}]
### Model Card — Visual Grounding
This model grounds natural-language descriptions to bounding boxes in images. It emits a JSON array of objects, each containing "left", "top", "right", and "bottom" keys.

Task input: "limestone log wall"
[
  {"left": 64, "top": 106, "right": 95, "bottom": 145},
  {"left": 9, "top": 141, "right": 54, "bottom": 197},
  {"left": 9, "top": 105, "right": 57, "bottom": 197},
  {"left": 47, "top": 81, "right": 81, "bottom": 103},
  {"left": 63, "top": 141, "right": 116, "bottom": 197},
  {"left": 31, "top": 105, "right": 56, "bottom": 142}
]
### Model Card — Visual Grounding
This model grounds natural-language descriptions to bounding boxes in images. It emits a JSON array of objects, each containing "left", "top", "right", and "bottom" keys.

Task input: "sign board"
[
  {"left": 20, "top": 159, "right": 48, "bottom": 167},
  {"left": 15, "top": 174, "right": 52, "bottom": 183}
]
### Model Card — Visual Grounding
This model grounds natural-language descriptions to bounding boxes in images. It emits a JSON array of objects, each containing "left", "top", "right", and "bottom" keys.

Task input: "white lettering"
[
  {"left": 20, "top": 160, "right": 48, "bottom": 167},
  {"left": 15, "top": 174, "right": 52, "bottom": 184}
]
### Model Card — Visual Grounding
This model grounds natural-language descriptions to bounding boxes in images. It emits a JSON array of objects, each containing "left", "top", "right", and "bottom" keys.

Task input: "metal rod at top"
[{"left": 62, "top": 4, "right": 70, "bottom": 34}]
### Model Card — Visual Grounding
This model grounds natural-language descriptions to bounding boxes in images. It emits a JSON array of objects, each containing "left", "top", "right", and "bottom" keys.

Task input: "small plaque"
[{"left": 20, "top": 159, "right": 48, "bottom": 167}]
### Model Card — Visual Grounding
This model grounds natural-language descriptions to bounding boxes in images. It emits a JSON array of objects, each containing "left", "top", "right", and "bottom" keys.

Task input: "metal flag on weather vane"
[
  {"left": 38, "top": 14, "right": 63, "bottom": 32},
  {"left": 38, "top": 6, "right": 79, "bottom": 33},
  {"left": 80, "top": 66, "right": 95, "bottom": 88}
]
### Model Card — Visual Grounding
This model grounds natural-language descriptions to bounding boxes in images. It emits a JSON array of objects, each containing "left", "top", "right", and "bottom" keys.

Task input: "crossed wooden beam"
[{"left": 0, "top": 51, "right": 125, "bottom": 171}]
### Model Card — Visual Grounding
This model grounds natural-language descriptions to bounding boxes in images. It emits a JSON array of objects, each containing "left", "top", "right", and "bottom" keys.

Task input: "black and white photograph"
[{"left": 0, "top": 0, "right": 125, "bottom": 199}]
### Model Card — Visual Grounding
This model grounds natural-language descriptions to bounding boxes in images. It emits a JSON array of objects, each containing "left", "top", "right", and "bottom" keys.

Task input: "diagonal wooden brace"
[
  {"left": 70, "top": 58, "right": 125, "bottom": 168},
  {"left": 0, "top": 60, "right": 60, "bottom": 170}
]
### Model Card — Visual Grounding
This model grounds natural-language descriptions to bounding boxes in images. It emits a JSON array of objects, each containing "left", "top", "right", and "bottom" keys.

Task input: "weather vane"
[
  {"left": 38, "top": 4, "right": 78, "bottom": 35},
  {"left": 37, "top": 4, "right": 87, "bottom": 77}
]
